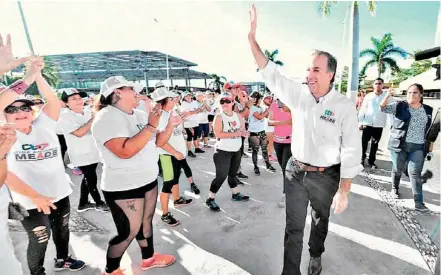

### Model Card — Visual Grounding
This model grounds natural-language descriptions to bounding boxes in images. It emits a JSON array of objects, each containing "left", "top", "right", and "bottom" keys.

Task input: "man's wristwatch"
[{"left": 8, "top": 80, "right": 30, "bottom": 95}]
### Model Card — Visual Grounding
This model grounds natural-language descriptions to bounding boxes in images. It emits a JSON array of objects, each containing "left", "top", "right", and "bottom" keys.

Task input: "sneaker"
[
  {"left": 77, "top": 202, "right": 96, "bottom": 213},
  {"left": 236, "top": 179, "right": 245, "bottom": 186},
  {"left": 174, "top": 196, "right": 193, "bottom": 208},
  {"left": 254, "top": 167, "right": 260, "bottom": 176},
  {"left": 161, "top": 212, "right": 180, "bottom": 226},
  {"left": 205, "top": 198, "right": 220, "bottom": 212},
  {"left": 103, "top": 268, "right": 126, "bottom": 275},
  {"left": 248, "top": 147, "right": 252, "bottom": 152},
  {"left": 368, "top": 162, "right": 377, "bottom": 169},
  {"left": 54, "top": 256, "right": 86, "bottom": 272},
  {"left": 195, "top": 148, "right": 205, "bottom": 153},
  {"left": 190, "top": 183, "right": 200, "bottom": 195},
  {"left": 72, "top": 168, "right": 83, "bottom": 175},
  {"left": 232, "top": 192, "right": 250, "bottom": 202},
  {"left": 237, "top": 171, "right": 248, "bottom": 179},
  {"left": 203, "top": 144, "right": 211, "bottom": 148},
  {"left": 415, "top": 203, "right": 430, "bottom": 213},
  {"left": 242, "top": 153, "right": 249, "bottom": 158},
  {"left": 140, "top": 252, "right": 175, "bottom": 270},
  {"left": 95, "top": 203, "right": 110, "bottom": 212},
  {"left": 266, "top": 164, "right": 276, "bottom": 172},
  {"left": 188, "top": 151, "right": 196, "bottom": 158},
  {"left": 278, "top": 194, "right": 286, "bottom": 208}
]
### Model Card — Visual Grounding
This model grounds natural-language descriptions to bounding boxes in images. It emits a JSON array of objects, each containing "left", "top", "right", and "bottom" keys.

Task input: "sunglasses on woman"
[
  {"left": 220, "top": 99, "right": 232, "bottom": 105},
  {"left": 5, "top": 105, "right": 33, "bottom": 114}
]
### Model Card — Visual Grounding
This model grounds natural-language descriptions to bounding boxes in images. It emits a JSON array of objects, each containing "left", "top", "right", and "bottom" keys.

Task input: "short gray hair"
[{"left": 312, "top": 50, "right": 337, "bottom": 82}]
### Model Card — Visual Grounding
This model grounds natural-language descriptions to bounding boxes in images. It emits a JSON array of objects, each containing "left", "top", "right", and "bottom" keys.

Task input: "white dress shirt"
[
  {"left": 358, "top": 91, "right": 391, "bottom": 128},
  {"left": 261, "top": 61, "right": 363, "bottom": 179}
]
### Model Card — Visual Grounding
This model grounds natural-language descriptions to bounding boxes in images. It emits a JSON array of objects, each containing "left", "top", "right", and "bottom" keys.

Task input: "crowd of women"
[{"left": 0, "top": 31, "right": 439, "bottom": 275}]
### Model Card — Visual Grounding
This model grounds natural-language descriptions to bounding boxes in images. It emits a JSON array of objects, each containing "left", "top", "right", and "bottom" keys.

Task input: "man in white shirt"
[
  {"left": 358, "top": 78, "right": 391, "bottom": 168},
  {"left": 248, "top": 5, "right": 362, "bottom": 275}
]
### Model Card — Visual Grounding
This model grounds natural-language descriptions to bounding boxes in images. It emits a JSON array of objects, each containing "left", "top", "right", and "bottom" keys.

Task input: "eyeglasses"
[
  {"left": 33, "top": 101, "right": 44, "bottom": 105},
  {"left": 5, "top": 105, "right": 33, "bottom": 114},
  {"left": 220, "top": 99, "right": 232, "bottom": 105}
]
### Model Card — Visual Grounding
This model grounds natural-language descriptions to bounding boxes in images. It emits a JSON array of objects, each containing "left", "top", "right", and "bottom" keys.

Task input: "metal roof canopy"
[
  {"left": 45, "top": 50, "right": 197, "bottom": 72},
  {"left": 58, "top": 68, "right": 209, "bottom": 82}
]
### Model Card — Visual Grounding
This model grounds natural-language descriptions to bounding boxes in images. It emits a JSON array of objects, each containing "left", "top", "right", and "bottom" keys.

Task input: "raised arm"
[
  {"left": 35, "top": 59, "right": 61, "bottom": 121},
  {"left": 0, "top": 124, "right": 16, "bottom": 188},
  {"left": 248, "top": 5, "right": 302, "bottom": 110}
]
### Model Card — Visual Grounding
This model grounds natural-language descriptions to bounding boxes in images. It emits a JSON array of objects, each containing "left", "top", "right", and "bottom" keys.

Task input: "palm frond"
[
  {"left": 370, "top": 36, "right": 382, "bottom": 51},
  {"left": 264, "top": 50, "right": 271, "bottom": 58},
  {"left": 367, "top": 1, "right": 377, "bottom": 16},
  {"left": 220, "top": 76, "right": 227, "bottom": 82},
  {"left": 275, "top": 60, "right": 284, "bottom": 66},
  {"left": 382, "top": 57, "right": 399, "bottom": 70},
  {"left": 272, "top": 49, "right": 279, "bottom": 57},
  {"left": 318, "top": 1, "right": 337, "bottom": 18},
  {"left": 360, "top": 49, "right": 378, "bottom": 58},
  {"left": 383, "top": 47, "right": 408, "bottom": 59},
  {"left": 360, "top": 59, "right": 377, "bottom": 76}
]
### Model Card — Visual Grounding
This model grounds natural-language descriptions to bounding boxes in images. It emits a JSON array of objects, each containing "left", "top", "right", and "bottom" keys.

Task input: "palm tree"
[
  {"left": 25, "top": 58, "right": 60, "bottom": 95},
  {"left": 208, "top": 74, "right": 227, "bottom": 91},
  {"left": 257, "top": 49, "right": 284, "bottom": 72},
  {"left": 320, "top": 1, "right": 377, "bottom": 102},
  {"left": 360, "top": 33, "right": 407, "bottom": 77}
]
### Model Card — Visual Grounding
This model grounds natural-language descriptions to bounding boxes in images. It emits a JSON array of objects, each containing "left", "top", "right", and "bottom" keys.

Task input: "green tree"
[
  {"left": 337, "top": 66, "right": 348, "bottom": 94},
  {"left": 320, "top": 1, "right": 377, "bottom": 102},
  {"left": 391, "top": 55, "right": 433, "bottom": 85},
  {"left": 257, "top": 49, "right": 284, "bottom": 72},
  {"left": 360, "top": 33, "right": 408, "bottom": 77},
  {"left": 208, "top": 74, "right": 227, "bottom": 91}
]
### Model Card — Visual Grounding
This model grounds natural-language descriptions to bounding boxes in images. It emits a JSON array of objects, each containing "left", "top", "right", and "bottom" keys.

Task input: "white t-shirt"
[
  {"left": 180, "top": 101, "right": 200, "bottom": 128},
  {"left": 195, "top": 101, "right": 209, "bottom": 124},
  {"left": 158, "top": 110, "right": 187, "bottom": 156},
  {"left": 92, "top": 106, "right": 159, "bottom": 192},
  {"left": 55, "top": 108, "right": 68, "bottom": 135},
  {"left": 7, "top": 113, "right": 73, "bottom": 210},
  {"left": 59, "top": 108, "right": 101, "bottom": 167},
  {"left": 215, "top": 112, "right": 242, "bottom": 152},
  {"left": 248, "top": 106, "right": 266, "bottom": 133}
]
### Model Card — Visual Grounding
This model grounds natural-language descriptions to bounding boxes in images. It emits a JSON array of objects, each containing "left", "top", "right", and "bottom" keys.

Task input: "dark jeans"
[
  {"left": 78, "top": 163, "right": 104, "bottom": 206},
  {"left": 199, "top": 123, "right": 210, "bottom": 138},
  {"left": 390, "top": 142, "right": 425, "bottom": 204},
  {"left": 361, "top": 126, "right": 383, "bottom": 164},
  {"left": 21, "top": 196, "right": 71, "bottom": 275},
  {"left": 210, "top": 149, "right": 242, "bottom": 193},
  {"left": 282, "top": 158, "right": 340, "bottom": 275},
  {"left": 274, "top": 142, "right": 292, "bottom": 194},
  {"left": 57, "top": 134, "right": 67, "bottom": 162}
]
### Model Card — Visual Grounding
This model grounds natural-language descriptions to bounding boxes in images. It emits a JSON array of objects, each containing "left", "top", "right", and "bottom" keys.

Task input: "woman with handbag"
[{"left": 4, "top": 58, "right": 86, "bottom": 275}]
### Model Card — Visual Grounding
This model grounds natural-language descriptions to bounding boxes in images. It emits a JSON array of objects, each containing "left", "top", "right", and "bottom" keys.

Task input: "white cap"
[
  {"left": 100, "top": 76, "right": 143, "bottom": 98},
  {"left": 150, "top": 87, "right": 179, "bottom": 102},
  {"left": 155, "top": 81, "right": 165, "bottom": 88}
]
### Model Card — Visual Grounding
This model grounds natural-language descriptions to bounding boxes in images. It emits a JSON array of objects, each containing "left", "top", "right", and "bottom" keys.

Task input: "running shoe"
[
  {"left": 415, "top": 203, "right": 430, "bottom": 213},
  {"left": 237, "top": 171, "right": 248, "bottom": 179},
  {"left": 191, "top": 183, "right": 200, "bottom": 195},
  {"left": 54, "top": 256, "right": 86, "bottom": 271},
  {"left": 103, "top": 268, "right": 127, "bottom": 275},
  {"left": 95, "top": 203, "right": 110, "bottom": 212},
  {"left": 203, "top": 144, "right": 211, "bottom": 148},
  {"left": 188, "top": 151, "right": 196, "bottom": 158},
  {"left": 232, "top": 193, "right": 250, "bottom": 202},
  {"left": 72, "top": 168, "right": 83, "bottom": 175},
  {"left": 205, "top": 198, "right": 220, "bottom": 212},
  {"left": 174, "top": 197, "right": 193, "bottom": 208},
  {"left": 77, "top": 202, "right": 96, "bottom": 213},
  {"left": 140, "top": 253, "right": 175, "bottom": 270},
  {"left": 254, "top": 167, "right": 260, "bottom": 176},
  {"left": 266, "top": 164, "right": 276, "bottom": 172},
  {"left": 195, "top": 148, "right": 205, "bottom": 153},
  {"left": 161, "top": 212, "right": 180, "bottom": 226}
]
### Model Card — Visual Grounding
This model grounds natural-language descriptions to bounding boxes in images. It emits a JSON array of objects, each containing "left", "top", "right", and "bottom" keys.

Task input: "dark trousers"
[
  {"left": 57, "top": 134, "right": 68, "bottom": 162},
  {"left": 390, "top": 143, "right": 425, "bottom": 204},
  {"left": 210, "top": 149, "right": 241, "bottom": 193},
  {"left": 78, "top": 163, "right": 104, "bottom": 206},
  {"left": 21, "top": 197, "right": 71, "bottom": 275},
  {"left": 274, "top": 142, "right": 292, "bottom": 194},
  {"left": 282, "top": 158, "right": 340, "bottom": 275},
  {"left": 177, "top": 158, "right": 193, "bottom": 178},
  {"left": 361, "top": 126, "right": 383, "bottom": 164}
]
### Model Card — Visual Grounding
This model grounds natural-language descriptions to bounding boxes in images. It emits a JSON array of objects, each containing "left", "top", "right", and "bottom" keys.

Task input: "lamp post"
[
  {"left": 154, "top": 18, "right": 170, "bottom": 86},
  {"left": 17, "top": 0, "right": 35, "bottom": 55}
]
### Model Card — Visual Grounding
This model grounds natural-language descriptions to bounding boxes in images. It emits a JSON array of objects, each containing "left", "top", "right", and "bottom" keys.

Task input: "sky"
[{"left": 0, "top": 0, "right": 439, "bottom": 87}]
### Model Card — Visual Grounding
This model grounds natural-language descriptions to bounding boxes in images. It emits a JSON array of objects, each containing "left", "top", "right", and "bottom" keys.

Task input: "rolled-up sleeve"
[
  {"left": 340, "top": 103, "right": 363, "bottom": 179},
  {"left": 260, "top": 61, "right": 304, "bottom": 110}
]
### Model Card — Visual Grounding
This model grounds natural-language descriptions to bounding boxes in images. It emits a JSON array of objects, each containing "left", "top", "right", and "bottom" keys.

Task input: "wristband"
[{"left": 9, "top": 80, "right": 30, "bottom": 95}]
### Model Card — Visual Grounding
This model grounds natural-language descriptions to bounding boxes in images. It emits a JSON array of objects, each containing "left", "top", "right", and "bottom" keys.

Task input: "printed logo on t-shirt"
[
  {"left": 227, "top": 121, "right": 240, "bottom": 139},
  {"left": 14, "top": 143, "right": 58, "bottom": 161},
  {"left": 320, "top": 109, "right": 336, "bottom": 123},
  {"left": 173, "top": 127, "right": 182, "bottom": 136}
]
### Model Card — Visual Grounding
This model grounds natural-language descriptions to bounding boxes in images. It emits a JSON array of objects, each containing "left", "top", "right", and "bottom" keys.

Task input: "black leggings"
[
  {"left": 160, "top": 155, "right": 180, "bottom": 193},
  {"left": 185, "top": 126, "right": 200, "bottom": 142},
  {"left": 274, "top": 142, "right": 292, "bottom": 193},
  {"left": 78, "top": 163, "right": 104, "bottom": 206},
  {"left": 210, "top": 149, "right": 241, "bottom": 193},
  {"left": 178, "top": 158, "right": 193, "bottom": 178},
  {"left": 240, "top": 123, "right": 249, "bottom": 155},
  {"left": 57, "top": 134, "right": 67, "bottom": 162},
  {"left": 249, "top": 131, "right": 270, "bottom": 167},
  {"left": 103, "top": 181, "right": 158, "bottom": 273},
  {"left": 21, "top": 196, "right": 71, "bottom": 275}
]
